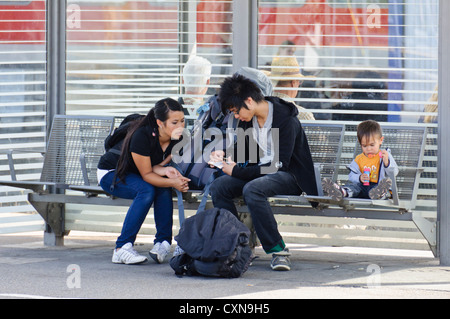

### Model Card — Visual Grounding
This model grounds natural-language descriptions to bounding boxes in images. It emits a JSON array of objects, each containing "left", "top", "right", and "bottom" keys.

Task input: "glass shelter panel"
[
  {"left": 258, "top": 0, "right": 438, "bottom": 124},
  {"left": 0, "top": 0, "right": 441, "bottom": 250},
  {"left": 257, "top": 0, "right": 439, "bottom": 238},
  {"left": 66, "top": 0, "right": 233, "bottom": 121},
  {"left": 0, "top": 0, "right": 46, "bottom": 231}
]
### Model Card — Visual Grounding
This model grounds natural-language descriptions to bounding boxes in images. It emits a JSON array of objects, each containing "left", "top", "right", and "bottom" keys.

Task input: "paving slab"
[{"left": 0, "top": 231, "right": 449, "bottom": 300}]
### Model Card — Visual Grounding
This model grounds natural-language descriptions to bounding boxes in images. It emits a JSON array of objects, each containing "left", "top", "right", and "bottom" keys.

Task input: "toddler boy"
[{"left": 322, "top": 120, "right": 398, "bottom": 201}]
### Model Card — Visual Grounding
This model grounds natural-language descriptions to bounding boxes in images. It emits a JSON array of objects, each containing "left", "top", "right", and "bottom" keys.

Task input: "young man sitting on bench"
[{"left": 208, "top": 74, "right": 318, "bottom": 271}]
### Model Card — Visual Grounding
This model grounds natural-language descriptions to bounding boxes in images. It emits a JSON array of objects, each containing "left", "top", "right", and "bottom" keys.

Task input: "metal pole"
[
  {"left": 232, "top": 0, "right": 258, "bottom": 72},
  {"left": 46, "top": 0, "right": 66, "bottom": 129},
  {"left": 438, "top": 0, "right": 450, "bottom": 265},
  {"left": 45, "top": 0, "right": 66, "bottom": 246},
  {"left": 178, "top": 0, "right": 197, "bottom": 96}
]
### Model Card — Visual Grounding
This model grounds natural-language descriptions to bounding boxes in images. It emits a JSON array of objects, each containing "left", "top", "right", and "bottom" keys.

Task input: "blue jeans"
[
  {"left": 210, "top": 171, "right": 301, "bottom": 254},
  {"left": 100, "top": 171, "right": 173, "bottom": 248},
  {"left": 342, "top": 182, "right": 377, "bottom": 199}
]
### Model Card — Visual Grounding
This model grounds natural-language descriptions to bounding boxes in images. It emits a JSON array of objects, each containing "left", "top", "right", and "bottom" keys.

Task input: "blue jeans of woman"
[
  {"left": 99, "top": 171, "right": 173, "bottom": 249},
  {"left": 209, "top": 171, "right": 301, "bottom": 254}
]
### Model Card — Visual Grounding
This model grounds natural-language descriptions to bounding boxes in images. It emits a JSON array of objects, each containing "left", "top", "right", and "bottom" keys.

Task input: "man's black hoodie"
[{"left": 229, "top": 96, "right": 318, "bottom": 202}]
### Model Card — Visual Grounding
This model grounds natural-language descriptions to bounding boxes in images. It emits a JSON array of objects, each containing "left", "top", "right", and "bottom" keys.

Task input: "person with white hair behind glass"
[{"left": 180, "top": 56, "right": 212, "bottom": 120}]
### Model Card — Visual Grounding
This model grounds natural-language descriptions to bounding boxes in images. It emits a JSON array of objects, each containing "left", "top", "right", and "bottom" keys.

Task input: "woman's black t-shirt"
[
  {"left": 98, "top": 124, "right": 177, "bottom": 175},
  {"left": 127, "top": 125, "right": 177, "bottom": 175}
]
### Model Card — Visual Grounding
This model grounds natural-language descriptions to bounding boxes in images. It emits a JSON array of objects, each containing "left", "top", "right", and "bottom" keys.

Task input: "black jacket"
[{"left": 229, "top": 96, "right": 318, "bottom": 198}]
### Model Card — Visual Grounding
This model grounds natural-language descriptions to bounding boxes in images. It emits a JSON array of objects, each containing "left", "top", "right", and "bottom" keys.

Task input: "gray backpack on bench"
[{"left": 172, "top": 67, "right": 274, "bottom": 222}]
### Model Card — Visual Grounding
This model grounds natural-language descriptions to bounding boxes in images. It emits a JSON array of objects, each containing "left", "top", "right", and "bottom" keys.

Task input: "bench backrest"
[
  {"left": 351, "top": 125, "right": 427, "bottom": 201},
  {"left": 303, "top": 123, "right": 345, "bottom": 181},
  {"left": 40, "top": 115, "right": 115, "bottom": 187}
]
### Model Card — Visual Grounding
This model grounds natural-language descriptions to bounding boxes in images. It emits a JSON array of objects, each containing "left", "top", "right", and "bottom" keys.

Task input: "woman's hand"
[
  {"left": 165, "top": 166, "right": 181, "bottom": 179},
  {"left": 132, "top": 152, "right": 188, "bottom": 189},
  {"left": 171, "top": 176, "right": 191, "bottom": 193}
]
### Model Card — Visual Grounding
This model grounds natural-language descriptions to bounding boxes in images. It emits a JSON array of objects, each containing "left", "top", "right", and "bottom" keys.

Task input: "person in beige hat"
[{"left": 269, "top": 56, "right": 315, "bottom": 121}]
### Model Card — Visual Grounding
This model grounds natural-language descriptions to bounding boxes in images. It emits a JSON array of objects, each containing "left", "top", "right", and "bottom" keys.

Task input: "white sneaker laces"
[{"left": 119, "top": 244, "right": 143, "bottom": 262}]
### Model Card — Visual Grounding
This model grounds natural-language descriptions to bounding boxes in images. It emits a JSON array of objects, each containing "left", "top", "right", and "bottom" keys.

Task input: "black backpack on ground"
[{"left": 170, "top": 208, "right": 254, "bottom": 278}]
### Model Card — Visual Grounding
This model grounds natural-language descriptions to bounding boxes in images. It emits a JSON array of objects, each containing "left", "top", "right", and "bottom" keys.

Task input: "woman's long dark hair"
[{"left": 115, "top": 98, "right": 184, "bottom": 184}]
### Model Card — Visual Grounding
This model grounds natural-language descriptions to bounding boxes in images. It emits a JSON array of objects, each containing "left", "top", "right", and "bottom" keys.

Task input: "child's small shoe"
[
  {"left": 369, "top": 178, "right": 392, "bottom": 200},
  {"left": 322, "top": 178, "right": 345, "bottom": 201}
]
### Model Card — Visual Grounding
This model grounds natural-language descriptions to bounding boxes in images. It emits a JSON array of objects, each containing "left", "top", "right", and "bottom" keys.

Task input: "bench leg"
[
  {"left": 413, "top": 213, "right": 437, "bottom": 257},
  {"left": 44, "top": 224, "right": 65, "bottom": 246},
  {"left": 28, "top": 194, "right": 66, "bottom": 246},
  {"left": 239, "top": 212, "right": 260, "bottom": 249}
]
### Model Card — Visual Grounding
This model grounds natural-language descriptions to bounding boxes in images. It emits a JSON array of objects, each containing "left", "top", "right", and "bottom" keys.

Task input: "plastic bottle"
[{"left": 363, "top": 168, "right": 371, "bottom": 186}]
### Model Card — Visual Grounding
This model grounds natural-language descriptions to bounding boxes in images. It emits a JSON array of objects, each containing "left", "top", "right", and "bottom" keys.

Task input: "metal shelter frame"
[
  {"left": 438, "top": 0, "right": 450, "bottom": 266},
  {"left": 44, "top": 0, "right": 449, "bottom": 265}
]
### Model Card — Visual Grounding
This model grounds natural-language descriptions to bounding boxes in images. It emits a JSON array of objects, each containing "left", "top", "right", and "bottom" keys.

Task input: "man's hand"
[{"left": 221, "top": 156, "right": 236, "bottom": 176}]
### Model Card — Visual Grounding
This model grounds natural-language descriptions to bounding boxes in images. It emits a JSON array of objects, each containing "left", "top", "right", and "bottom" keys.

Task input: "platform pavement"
[{"left": 0, "top": 231, "right": 449, "bottom": 300}]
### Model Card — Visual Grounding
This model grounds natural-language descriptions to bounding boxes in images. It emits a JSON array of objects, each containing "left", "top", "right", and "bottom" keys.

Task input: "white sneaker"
[
  {"left": 149, "top": 240, "right": 171, "bottom": 264},
  {"left": 173, "top": 245, "right": 185, "bottom": 257},
  {"left": 112, "top": 242, "right": 148, "bottom": 265}
]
